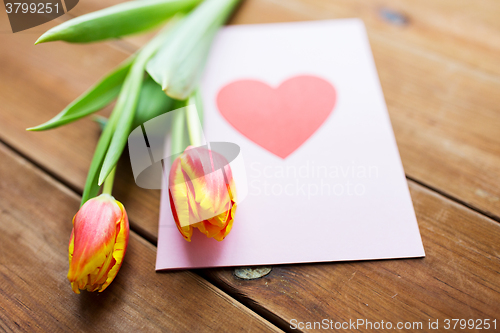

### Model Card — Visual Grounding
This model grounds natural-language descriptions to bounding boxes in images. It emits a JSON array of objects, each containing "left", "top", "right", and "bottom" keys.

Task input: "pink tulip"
[
  {"left": 169, "top": 146, "right": 237, "bottom": 242},
  {"left": 67, "top": 194, "right": 129, "bottom": 294}
]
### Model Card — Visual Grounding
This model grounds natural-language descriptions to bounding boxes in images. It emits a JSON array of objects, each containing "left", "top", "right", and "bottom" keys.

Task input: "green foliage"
[
  {"left": 35, "top": 0, "right": 201, "bottom": 44},
  {"left": 97, "top": 25, "right": 176, "bottom": 186},
  {"left": 133, "top": 75, "right": 175, "bottom": 128},
  {"left": 147, "top": 0, "right": 240, "bottom": 100},
  {"left": 30, "top": 0, "right": 240, "bottom": 203}
]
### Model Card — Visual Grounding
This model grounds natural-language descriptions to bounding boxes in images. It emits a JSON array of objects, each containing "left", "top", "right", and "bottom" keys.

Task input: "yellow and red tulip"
[
  {"left": 68, "top": 193, "right": 129, "bottom": 294},
  {"left": 169, "top": 146, "right": 237, "bottom": 242}
]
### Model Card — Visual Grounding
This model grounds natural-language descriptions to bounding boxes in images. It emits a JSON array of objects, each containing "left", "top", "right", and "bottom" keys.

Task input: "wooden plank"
[
  {"left": 0, "top": 142, "right": 280, "bottom": 332},
  {"left": 230, "top": 0, "right": 500, "bottom": 76},
  {"left": 204, "top": 181, "right": 500, "bottom": 330}
]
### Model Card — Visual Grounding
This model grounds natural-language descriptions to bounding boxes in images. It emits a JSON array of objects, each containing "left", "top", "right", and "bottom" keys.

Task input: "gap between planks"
[{"left": 407, "top": 175, "right": 500, "bottom": 224}]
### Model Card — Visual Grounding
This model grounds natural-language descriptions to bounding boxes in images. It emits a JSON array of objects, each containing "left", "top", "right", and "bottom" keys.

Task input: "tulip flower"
[
  {"left": 169, "top": 146, "right": 237, "bottom": 242},
  {"left": 68, "top": 193, "right": 129, "bottom": 294}
]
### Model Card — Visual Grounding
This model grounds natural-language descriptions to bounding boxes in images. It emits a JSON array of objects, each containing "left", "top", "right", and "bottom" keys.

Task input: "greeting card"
[{"left": 156, "top": 19, "right": 425, "bottom": 270}]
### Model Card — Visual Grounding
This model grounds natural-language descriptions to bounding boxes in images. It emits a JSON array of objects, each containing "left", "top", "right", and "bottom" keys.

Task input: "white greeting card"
[{"left": 156, "top": 19, "right": 425, "bottom": 270}]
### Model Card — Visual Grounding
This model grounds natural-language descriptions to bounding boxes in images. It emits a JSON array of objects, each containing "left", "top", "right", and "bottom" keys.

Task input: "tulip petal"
[
  {"left": 181, "top": 148, "right": 231, "bottom": 220},
  {"left": 169, "top": 146, "right": 238, "bottom": 241},
  {"left": 214, "top": 196, "right": 236, "bottom": 241},
  {"left": 169, "top": 188, "right": 193, "bottom": 242},
  {"left": 169, "top": 157, "right": 194, "bottom": 240},
  {"left": 100, "top": 201, "right": 129, "bottom": 292},
  {"left": 68, "top": 230, "right": 81, "bottom": 294},
  {"left": 92, "top": 250, "right": 114, "bottom": 287},
  {"left": 67, "top": 194, "right": 129, "bottom": 293}
]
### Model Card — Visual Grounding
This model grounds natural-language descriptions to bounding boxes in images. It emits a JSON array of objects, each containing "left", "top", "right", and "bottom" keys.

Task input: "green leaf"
[
  {"left": 27, "top": 56, "right": 134, "bottom": 131},
  {"left": 92, "top": 76, "right": 175, "bottom": 130},
  {"left": 133, "top": 75, "right": 175, "bottom": 128},
  {"left": 80, "top": 80, "right": 128, "bottom": 205},
  {"left": 147, "top": 0, "right": 241, "bottom": 100},
  {"left": 81, "top": 24, "right": 178, "bottom": 203},
  {"left": 35, "top": 0, "right": 201, "bottom": 44},
  {"left": 97, "top": 25, "right": 176, "bottom": 185}
]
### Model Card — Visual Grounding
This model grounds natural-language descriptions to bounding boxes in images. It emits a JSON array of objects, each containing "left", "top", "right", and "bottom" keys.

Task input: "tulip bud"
[
  {"left": 68, "top": 193, "right": 129, "bottom": 294},
  {"left": 169, "top": 146, "right": 237, "bottom": 242}
]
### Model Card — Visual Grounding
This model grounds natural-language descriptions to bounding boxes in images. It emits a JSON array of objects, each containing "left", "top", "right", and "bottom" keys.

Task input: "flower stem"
[
  {"left": 185, "top": 104, "right": 202, "bottom": 147},
  {"left": 102, "top": 166, "right": 116, "bottom": 195},
  {"left": 171, "top": 107, "right": 186, "bottom": 164},
  {"left": 185, "top": 91, "right": 204, "bottom": 147}
]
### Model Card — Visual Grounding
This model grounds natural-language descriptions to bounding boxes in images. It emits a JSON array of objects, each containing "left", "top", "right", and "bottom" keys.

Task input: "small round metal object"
[
  {"left": 233, "top": 266, "right": 272, "bottom": 280},
  {"left": 379, "top": 8, "right": 409, "bottom": 26}
]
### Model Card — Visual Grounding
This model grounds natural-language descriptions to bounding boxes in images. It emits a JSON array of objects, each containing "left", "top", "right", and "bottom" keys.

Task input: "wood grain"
[
  {"left": 0, "top": 142, "right": 280, "bottom": 332},
  {"left": 203, "top": 181, "right": 500, "bottom": 331},
  {"left": 230, "top": 0, "right": 500, "bottom": 76}
]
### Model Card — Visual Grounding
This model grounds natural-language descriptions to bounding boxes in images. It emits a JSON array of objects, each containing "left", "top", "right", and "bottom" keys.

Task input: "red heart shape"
[{"left": 217, "top": 75, "right": 336, "bottom": 158}]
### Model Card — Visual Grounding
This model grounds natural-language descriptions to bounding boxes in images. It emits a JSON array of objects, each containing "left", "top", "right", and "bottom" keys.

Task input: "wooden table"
[{"left": 1, "top": 0, "right": 499, "bottom": 331}]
